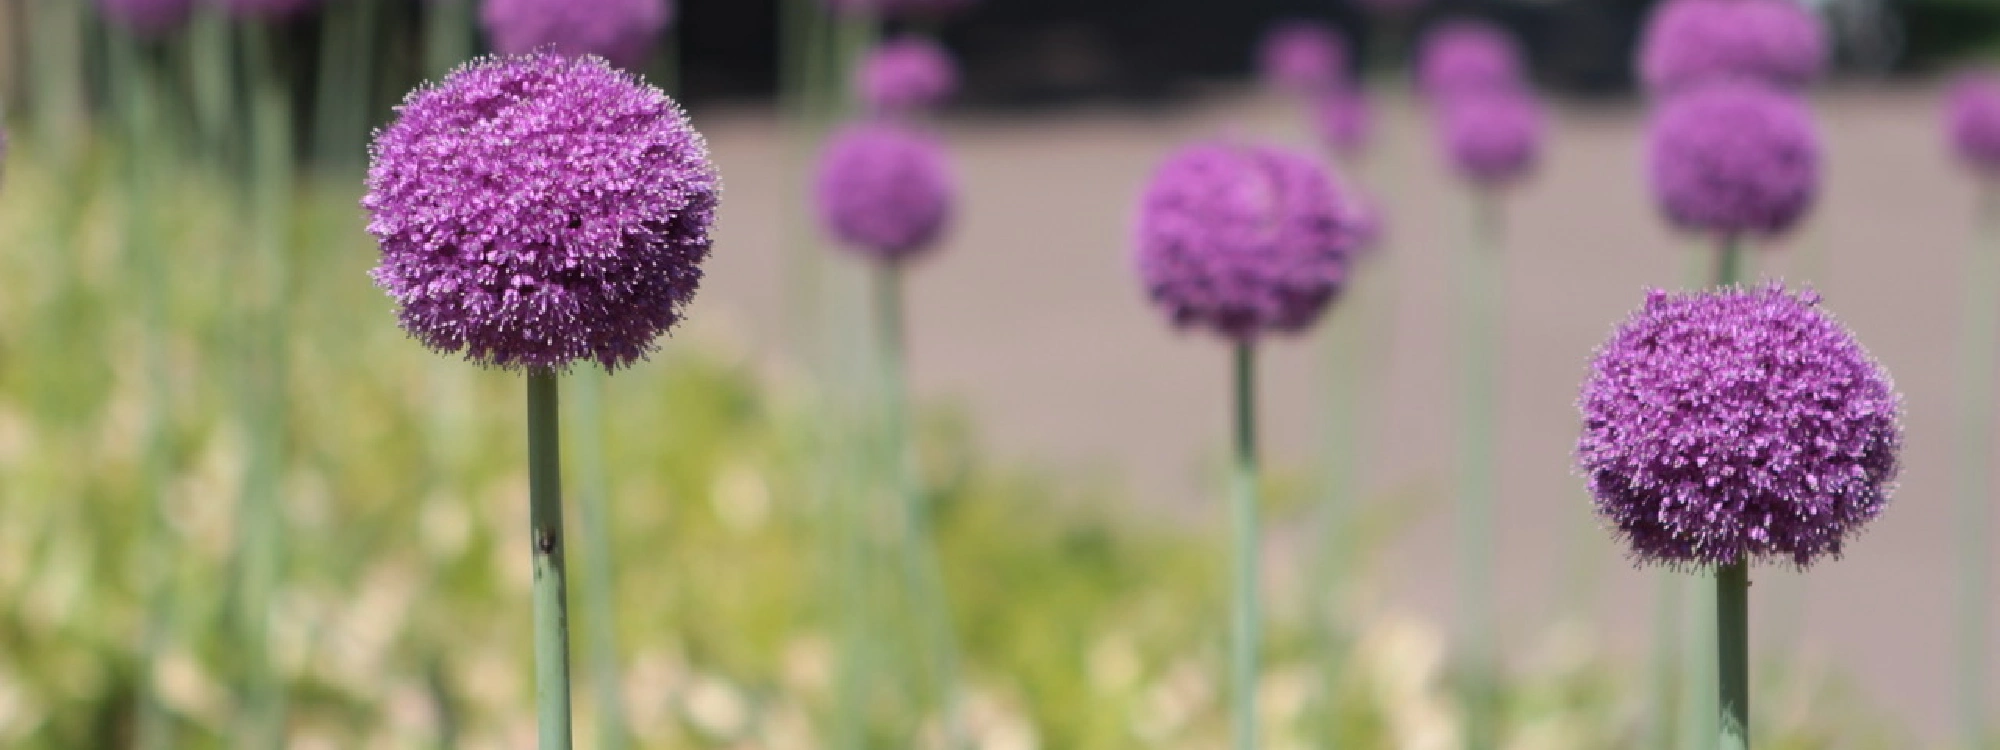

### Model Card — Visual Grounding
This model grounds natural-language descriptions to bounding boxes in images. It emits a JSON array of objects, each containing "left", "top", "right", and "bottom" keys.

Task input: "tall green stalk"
[
  {"left": 1712, "top": 236, "right": 1749, "bottom": 750},
  {"left": 1230, "top": 342, "right": 1262, "bottom": 750},
  {"left": 527, "top": 369, "right": 576, "bottom": 750},
  {"left": 1457, "top": 191, "right": 1502, "bottom": 750},
  {"left": 313, "top": 0, "right": 381, "bottom": 171},
  {"left": 1955, "top": 188, "right": 1999, "bottom": 750}
]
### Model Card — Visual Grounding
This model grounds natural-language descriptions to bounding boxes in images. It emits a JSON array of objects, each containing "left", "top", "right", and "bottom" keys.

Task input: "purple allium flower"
[
  {"left": 1577, "top": 285, "right": 1901, "bottom": 568},
  {"left": 1439, "top": 90, "right": 1544, "bottom": 187},
  {"left": 363, "top": 52, "right": 719, "bottom": 372},
  {"left": 1133, "top": 141, "right": 1361, "bottom": 340},
  {"left": 1947, "top": 72, "right": 2000, "bottom": 177},
  {"left": 98, "top": 0, "right": 193, "bottom": 36},
  {"left": 855, "top": 37, "right": 959, "bottom": 116},
  {"left": 1416, "top": 20, "right": 1526, "bottom": 98},
  {"left": 211, "top": 0, "right": 322, "bottom": 21},
  {"left": 1637, "top": 0, "right": 1827, "bottom": 95},
  {"left": 1313, "top": 88, "right": 1371, "bottom": 159},
  {"left": 1647, "top": 83, "right": 1820, "bottom": 238},
  {"left": 481, "top": 0, "right": 671, "bottom": 69},
  {"left": 814, "top": 122, "right": 956, "bottom": 263},
  {"left": 1259, "top": 21, "right": 1348, "bottom": 94}
]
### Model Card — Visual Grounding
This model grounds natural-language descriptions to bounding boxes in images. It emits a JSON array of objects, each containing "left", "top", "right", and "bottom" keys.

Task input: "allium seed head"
[
  {"left": 1638, "top": 0, "right": 1827, "bottom": 95},
  {"left": 1947, "top": 72, "right": 2000, "bottom": 177},
  {"left": 1416, "top": 20, "right": 1526, "bottom": 98},
  {"left": 855, "top": 37, "right": 959, "bottom": 117},
  {"left": 1259, "top": 21, "right": 1348, "bottom": 94},
  {"left": 1439, "top": 90, "right": 1544, "bottom": 187},
  {"left": 1577, "top": 285, "right": 1901, "bottom": 568},
  {"left": 814, "top": 122, "right": 956, "bottom": 263},
  {"left": 363, "top": 52, "right": 719, "bottom": 372},
  {"left": 1313, "top": 88, "right": 1371, "bottom": 158},
  {"left": 98, "top": 0, "right": 193, "bottom": 36},
  {"left": 1647, "top": 83, "right": 1820, "bottom": 239},
  {"left": 481, "top": 0, "right": 671, "bottom": 69},
  {"left": 1133, "top": 141, "right": 1362, "bottom": 340}
]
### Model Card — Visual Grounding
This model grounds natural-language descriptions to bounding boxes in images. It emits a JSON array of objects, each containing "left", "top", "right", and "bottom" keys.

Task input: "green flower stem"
[
  {"left": 185, "top": 6, "right": 235, "bottom": 161},
  {"left": 313, "top": 0, "right": 380, "bottom": 170},
  {"left": 1713, "top": 235, "right": 1749, "bottom": 750},
  {"left": 424, "top": 0, "right": 475, "bottom": 79},
  {"left": 568, "top": 370, "right": 628, "bottom": 750},
  {"left": 527, "top": 369, "right": 576, "bottom": 750},
  {"left": 1230, "top": 342, "right": 1262, "bottom": 750},
  {"left": 1955, "top": 187, "right": 2000, "bottom": 750},
  {"left": 1457, "top": 190, "right": 1502, "bottom": 750}
]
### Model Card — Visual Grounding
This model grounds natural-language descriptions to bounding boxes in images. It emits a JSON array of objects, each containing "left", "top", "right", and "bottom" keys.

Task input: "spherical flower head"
[
  {"left": 363, "top": 52, "right": 719, "bottom": 372},
  {"left": 211, "top": 0, "right": 322, "bottom": 21},
  {"left": 1638, "top": 0, "right": 1827, "bottom": 95},
  {"left": 856, "top": 37, "right": 959, "bottom": 117},
  {"left": 481, "top": 0, "right": 671, "bottom": 69},
  {"left": 1439, "top": 90, "right": 1544, "bottom": 187},
  {"left": 1947, "top": 72, "right": 2000, "bottom": 177},
  {"left": 1133, "top": 141, "right": 1360, "bottom": 340},
  {"left": 1259, "top": 21, "right": 1348, "bottom": 94},
  {"left": 1578, "top": 285, "right": 1900, "bottom": 568},
  {"left": 1647, "top": 83, "right": 1820, "bottom": 238},
  {"left": 814, "top": 123, "right": 956, "bottom": 263},
  {"left": 1416, "top": 20, "right": 1526, "bottom": 98},
  {"left": 98, "top": 0, "right": 193, "bottom": 37},
  {"left": 1314, "top": 88, "right": 1371, "bottom": 159}
]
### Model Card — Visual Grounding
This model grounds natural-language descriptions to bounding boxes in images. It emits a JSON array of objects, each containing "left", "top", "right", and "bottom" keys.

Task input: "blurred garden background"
[{"left": 1, "top": 0, "right": 1999, "bottom": 748}]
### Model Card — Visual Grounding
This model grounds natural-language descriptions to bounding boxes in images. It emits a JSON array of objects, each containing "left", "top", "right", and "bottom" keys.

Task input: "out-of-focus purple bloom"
[
  {"left": 856, "top": 37, "right": 959, "bottom": 116},
  {"left": 363, "top": 52, "right": 719, "bottom": 372},
  {"left": 1648, "top": 83, "right": 1820, "bottom": 238},
  {"left": 1133, "top": 141, "right": 1361, "bottom": 340},
  {"left": 822, "top": 0, "right": 974, "bottom": 19},
  {"left": 1947, "top": 72, "right": 2000, "bottom": 177},
  {"left": 1577, "top": 285, "right": 1901, "bottom": 569},
  {"left": 212, "top": 0, "right": 322, "bottom": 21},
  {"left": 1637, "top": 0, "right": 1827, "bottom": 95},
  {"left": 814, "top": 123, "right": 956, "bottom": 263},
  {"left": 481, "top": 0, "right": 671, "bottom": 69},
  {"left": 1313, "top": 88, "right": 1371, "bottom": 158},
  {"left": 1259, "top": 21, "right": 1348, "bottom": 94},
  {"left": 1416, "top": 20, "right": 1526, "bottom": 98},
  {"left": 1440, "top": 91, "right": 1543, "bottom": 187},
  {"left": 98, "top": 0, "right": 193, "bottom": 36}
]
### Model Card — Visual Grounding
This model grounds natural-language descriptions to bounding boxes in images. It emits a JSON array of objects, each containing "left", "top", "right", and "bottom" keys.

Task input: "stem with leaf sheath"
[{"left": 1457, "top": 191, "right": 1502, "bottom": 750}]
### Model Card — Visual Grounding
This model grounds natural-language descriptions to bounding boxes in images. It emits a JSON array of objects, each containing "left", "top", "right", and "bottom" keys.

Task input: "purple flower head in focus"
[
  {"left": 1439, "top": 90, "right": 1544, "bottom": 187},
  {"left": 1638, "top": 0, "right": 1827, "bottom": 95},
  {"left": 1578, "top": 285, "right": 1901, "bottom": 569},
  {"left": 1947, "top": 72, "right": 2000, "bottom": 177},
  {"left": 856, "top": 37, "right": 959, "bottom": 117},
  {"left": 1416, "top": 20, "right": 1526, "bottom": 98},
  {"left": 363, "top": 52, "right": 719, "bottom": 372},
  {"left": 814, "top": 122, "right": 956, "bottom": 263},
  {"left": 481, "top": 0, "right": 671, "bottom": 69},
  {"left": 212, "top": 0, "right": 322, "bottom": 21},
  {"left": 1314, "top": 88, "right": 1371, "bottom": 158},
  {"left": 1133, "top": 141, "right": 1362, "bottom": 340},
  {"left": 98, "top": 0, "right": 193, "bottom": 36},
  {"left": 1647, "top": 83, "right": 1820, "bottom": 238},
  {"left": 1259, "top": 21, "right": 1348, "bottom": 94}
]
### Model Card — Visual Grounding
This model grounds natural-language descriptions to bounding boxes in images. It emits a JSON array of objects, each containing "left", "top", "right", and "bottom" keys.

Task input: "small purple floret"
[
  {"left": 1947, "top": 72, "right": 2000, "bottom": 177},
  {"left": 1439, "top": 90, "right": 1543, "bottom": 187},
  {"left": 481, "top": 0, "right": 672, "bottom": 69},
  {"left": 1416, "top": 20, "right": 1526, "bottom": 98},
  {"left": 814, "top": 123, "right": 956, "bottom": 263},
  {"left": 1638, "top": 0, "right": 1827, "bottom": 95},
  {"left": 1578, "top": 285, "right": 1901, "bottom": 569},
  {"left": 856, "top": 37, "right": 959, "bottom": 116},
  {"left": 1647, "top": 83, "right": 1820, "bottom": 238},
  {"left": 363, "top": 52, "right": 719, "bottom": 372},
  {"left": 97, "top": 0, "right": 193, "bottom": 36},
  {"left": 1133, "top": 141, "right": 1362, "bottom": 340},
  {"left": 1259, "top": 21, "right": 1348, "bottom": 94},
  {"left": 1313, "top": 88, "right": 1371, "bottom": 158}
]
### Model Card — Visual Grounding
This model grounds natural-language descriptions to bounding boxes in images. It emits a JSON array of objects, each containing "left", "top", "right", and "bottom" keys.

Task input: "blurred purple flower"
[
  {"left": 814, "top": 122, "right": 956, "bottom": 262},
  {"left": 1313, "top": 88, "right": 1371, "bottom": 159},
  {"left": 481, "top": 0, "right": 671, "bottom": 69},
  {"left": 1638, "top": 0, "right": 1827, "bottom": 95},
  {"left": 1439, "top": 90, "right": 1544, "bottom": 187},
  {"left": 856, "top": 37, "right": 959, "bottom": 116},
  {"left": 1648, "top": 83, "right": 1820, "bottom": 238},
  {"left": 1258, "top": 21, "right": 1348, "bottom": 94},
  {"left": 1578, "top": 285, "right": 1901, "bottom": 569},
  {"left": 1416, "top": 20, "right": 1526, "bottom": 98},
  {"left": 1133, "top": 141, "right": 1361, "bottom": 340},
  {"left": 99, "top": 0, "right": 193, "bottom": 36},
  {"left": 212, "top": 0, "right": 322, "bottom": 21},
  {"left": 1947, "top": 72, "right": 2000, "bottom": 177},
  {"left": 363, "top": 52, "right": 719, "bottom": 372}
]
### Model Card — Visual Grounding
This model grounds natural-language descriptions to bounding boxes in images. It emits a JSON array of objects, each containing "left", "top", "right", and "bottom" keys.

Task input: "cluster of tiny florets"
[
  {"left": 855, "top": 37, "right": 960, "bottom": 116},
  {"left": 363, "top": 52, "right": 719, "bottom": 372},
  {"left": 1637, "top": 0, "right": 1827, "bottom": 95},
  {"left": 1577, "top": 285, "right": 1901, "bottom": 569},
  {"left": 481, "top": 0, "right": 672, "bottom": 69},
  {"left": 1439, "top": 91, "right": 1544, "bottom": 186},
  {"left": 1647, "top": 83, "right": 1820, "bottom": 238},
  {"left": 814, "top": 123, "right": 957, "bottom": 263}
]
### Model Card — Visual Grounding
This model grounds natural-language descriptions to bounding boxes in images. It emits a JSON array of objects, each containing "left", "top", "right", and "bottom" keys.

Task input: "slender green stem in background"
[
  {"left": 1715, "top": 237, "right": 1744, "bottom": 289},
  {"left": 527, "top": 369, "right": 577, "bottom": 750},
  {"left": 314, "top": 0, "right": 380, "bottom": 171},
  {"left": 1955, "top": 188, "right": 2000, "bottom": 750},
  {"left": 1715, "top": 562, "right": 1749, "bottom": 750},
  {"left": 568, "top": 370, "right": 628, "bottom": 750},
  {"left": 1457, "top": 190, "right": 1502, "bottom": 750},
  {"left": 186, "top": 6, "right": 235, "bottom": 162},
  {"left": 1230, "top": 342, "right": 1261, "bottom": 750},
  {"left": 28, "top": 0, "right": 86, "bottom": 159},
  {"left": 424, "top": 0, "right": 475, "bottom": 79}
]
